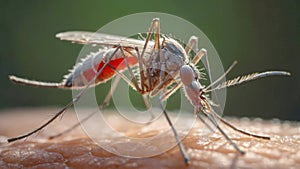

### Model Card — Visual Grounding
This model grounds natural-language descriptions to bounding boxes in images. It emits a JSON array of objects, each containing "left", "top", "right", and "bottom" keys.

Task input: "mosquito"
[{"left": 8, "top": 18, "right": 290, "bottom": 164}]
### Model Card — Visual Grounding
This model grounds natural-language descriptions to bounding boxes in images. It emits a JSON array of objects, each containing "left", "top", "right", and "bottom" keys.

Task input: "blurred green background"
[{"left": 0, "top": 1, "right": 299, "bottom": 120}]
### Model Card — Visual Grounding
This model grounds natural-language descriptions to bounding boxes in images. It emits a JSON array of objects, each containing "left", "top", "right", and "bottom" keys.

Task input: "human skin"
[{"left": 0, "top": 108, "right": 299, "bottom": 169}]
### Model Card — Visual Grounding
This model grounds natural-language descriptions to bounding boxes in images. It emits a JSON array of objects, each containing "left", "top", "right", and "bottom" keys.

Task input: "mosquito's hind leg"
[
  {"left": 7, "top": 46, "right": 123, "bottom": 143},
  {"left": 48, "top": 75, "right": 122, "bottom": 140}
]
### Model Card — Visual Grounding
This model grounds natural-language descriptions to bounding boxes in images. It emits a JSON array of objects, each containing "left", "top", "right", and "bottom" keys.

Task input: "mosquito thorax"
[
  {"left": 160, "top": 38, "right": 188, "bottom": 74},
  {"left": 143, "top": 37, "right": 190, "bottom": 95}
]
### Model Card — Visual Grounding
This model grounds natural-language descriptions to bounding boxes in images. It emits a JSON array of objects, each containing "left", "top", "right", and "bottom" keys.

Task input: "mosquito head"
[
  {"left": 180, "top": 65, "right": 195, "bottom": 86},
  {"left": 180, "top": 64, "right": 201, "bottom": 83}
]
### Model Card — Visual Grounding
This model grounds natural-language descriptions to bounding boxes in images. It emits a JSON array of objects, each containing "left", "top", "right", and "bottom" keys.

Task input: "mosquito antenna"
[
  {"left": 204, "top": 61, "right": 237, "bottom": 91},
  {"left": 7, "top": 46, "right": 122, "bottom": 143},
  {"left": 206, "top": 71, "right": 290, "bottom": 92}
]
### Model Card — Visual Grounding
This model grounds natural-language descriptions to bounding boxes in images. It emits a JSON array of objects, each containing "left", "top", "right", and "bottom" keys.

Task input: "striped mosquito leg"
[
  {"left": 7, "top": 46, "right": 123, "bottom": 143},
  {"left": 48, "top": 75, "right": 122, "bottom": 140},
  {"left": 159, "top": 97, "right": 190, "bottom": 164}
]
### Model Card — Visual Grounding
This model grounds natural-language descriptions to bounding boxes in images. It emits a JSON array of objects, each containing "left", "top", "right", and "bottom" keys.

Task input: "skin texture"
[{"left": 0, "top": 108, "right": 299, "bottom": 169}]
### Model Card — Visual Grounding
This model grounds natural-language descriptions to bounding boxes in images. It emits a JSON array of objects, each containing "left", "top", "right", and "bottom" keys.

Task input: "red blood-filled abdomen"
[
  {"left": 63, "top": 48, "right": 138, "bottom": 88},
  {"left": 83, "top": 57, "right": 138, "bottom": 82}
]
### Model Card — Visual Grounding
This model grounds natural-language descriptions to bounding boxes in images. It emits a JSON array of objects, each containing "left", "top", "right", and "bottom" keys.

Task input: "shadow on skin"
[{"left": 0, "top": 108, "right": 299, "bottom": 168}]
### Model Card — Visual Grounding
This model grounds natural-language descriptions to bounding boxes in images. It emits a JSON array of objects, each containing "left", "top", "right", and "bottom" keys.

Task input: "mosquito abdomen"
[
  {"left": 63, "top": 48, "right": 138, "bottom": 89},
  {"left": 9, "top": 48, "right": 138, "bottom": 90}
]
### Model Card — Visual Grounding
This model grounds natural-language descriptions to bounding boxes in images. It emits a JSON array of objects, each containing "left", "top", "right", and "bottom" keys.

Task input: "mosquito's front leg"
[
  {"left": 200, "top": 108, "right": 245, "bottom": 155},
  {"left": 158, "top": 94, "right": 190, "bottom": 164},
  {"left": 140, "top": 18, "right": 161, "bottom": 91},
  {"left": 141, "top": 18, "right": 161, "bottom": 58},
  {"left": 185, "top": 36, "right": 207, "bottom": 65},
  {"left": 185, "top": 36, "right": 198, "bottom": 55}
]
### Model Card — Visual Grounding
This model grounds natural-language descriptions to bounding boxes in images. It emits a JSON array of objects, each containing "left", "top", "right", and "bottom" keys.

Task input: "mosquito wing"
[{"left": 56, "top": 31, "right": 153, "bottom": 49}]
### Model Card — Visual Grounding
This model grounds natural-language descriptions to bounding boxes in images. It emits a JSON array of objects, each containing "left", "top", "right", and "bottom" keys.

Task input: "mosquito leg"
[
  {"left": 195, "top": 109, "right": 215, "bottom": 133},
  {"left": 135, "top": 47, "right": 145, "bottom": 92},
  {"left": 119, "top": 47, "right": 141, "bottom": 92},
  {"left": 48, "top": 75, "right": 122, "bottom": 140},
  {"left": 108, "top": 60, "right": 157, "bottom": 124},
  {"left": 192, "top": 49, "right": 207, "bottom": 66},
  {"left": 185, "top": 36, "right": 198, "bottom": 55},
  {"left": 142, "top": 95, "right": 158, "bottom": 123},
  {"left": 48, "top": 110, "right": 96, "bottom": 140},
  {"left": 107, "top": 64, "right": 136, "bottom": 90},
  {"left": 202, "top": 109, "right": 245, "bottom": 154},
  {"left": 161, "top": 82, "right": 182, "bottom": 101},
  {"left": 141, "top": 18, "right": 161, "bottom": 90},
  {"left": 141, "top": 18, "right": 161, "bottom": 57},
  {"left": 159, "top": 97, "right": 190, "bottom": 164},
  {"left": 7, "top": 46, "right": 123, "bottom": 143},
  {"left": 185, "top": 36, "right": 207, "bottom": 65},
  {"left": 212, "top": 112, "right": 270, "bottom": 140}
]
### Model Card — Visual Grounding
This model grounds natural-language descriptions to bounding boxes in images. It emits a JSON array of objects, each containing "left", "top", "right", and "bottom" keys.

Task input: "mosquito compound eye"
[{"left": 180, "top": 65, "right": 195, "bottom": 86}]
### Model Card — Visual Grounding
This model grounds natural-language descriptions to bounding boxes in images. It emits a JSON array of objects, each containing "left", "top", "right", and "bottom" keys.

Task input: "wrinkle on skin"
[{"left": 0, "top": 108, "right": 300, "bottom": 169}]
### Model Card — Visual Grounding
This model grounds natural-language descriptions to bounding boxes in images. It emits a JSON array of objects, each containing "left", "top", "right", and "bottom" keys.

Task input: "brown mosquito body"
[{"left": 8, "top": 18, "right": 290, "bottom": 164}]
